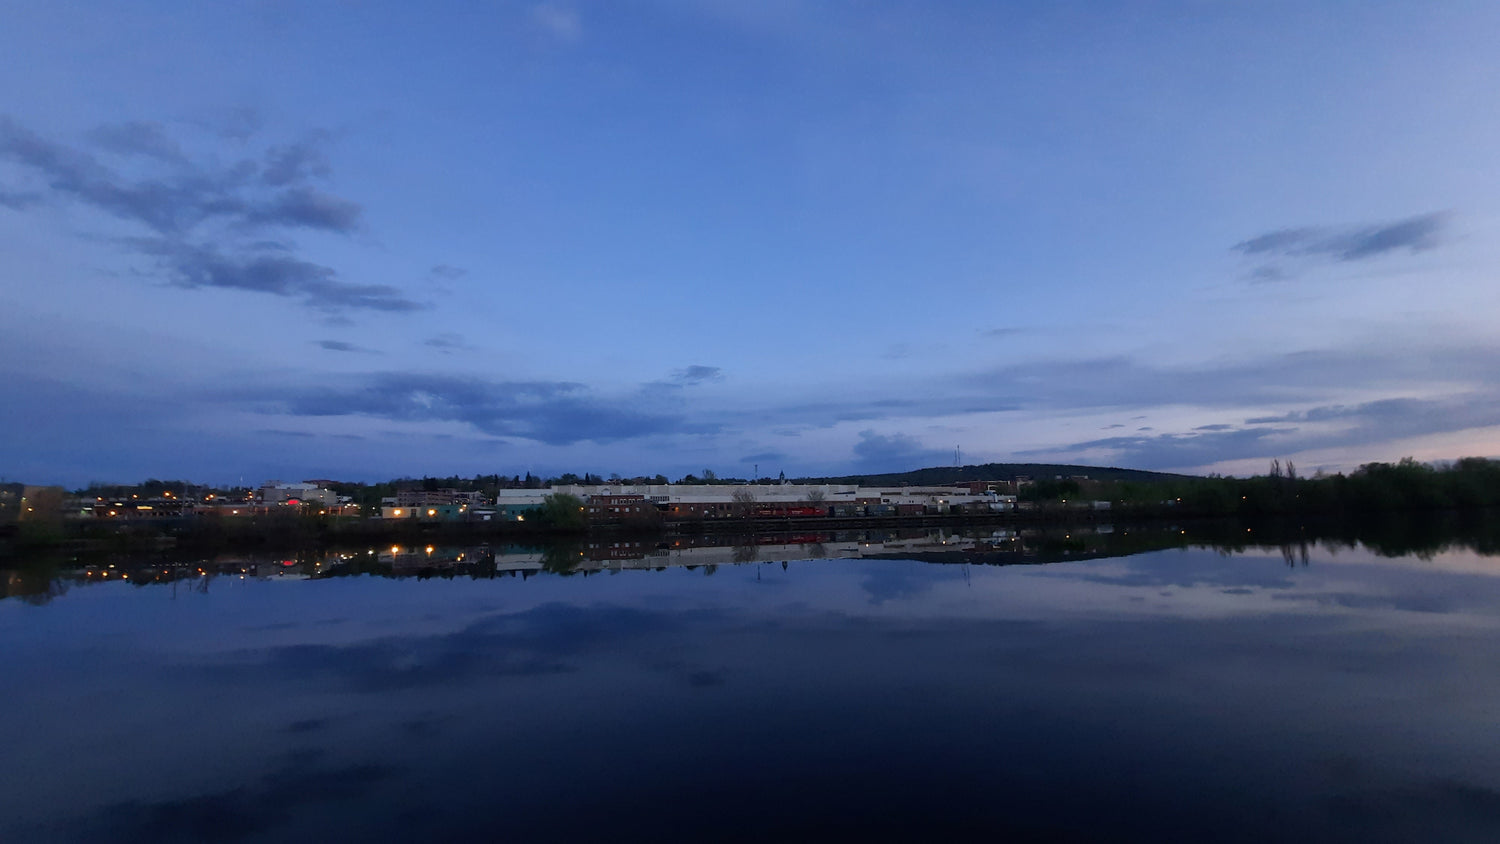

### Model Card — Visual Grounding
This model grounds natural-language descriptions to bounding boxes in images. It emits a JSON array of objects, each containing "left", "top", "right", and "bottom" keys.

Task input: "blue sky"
[{"left": 3, "top": 1, "right": 1500, "bottom": 487}]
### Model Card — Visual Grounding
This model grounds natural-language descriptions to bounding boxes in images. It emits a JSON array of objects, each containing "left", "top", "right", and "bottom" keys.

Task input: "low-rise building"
[{"left": 258, "top": 481, "right": 337, "bottom": 506}]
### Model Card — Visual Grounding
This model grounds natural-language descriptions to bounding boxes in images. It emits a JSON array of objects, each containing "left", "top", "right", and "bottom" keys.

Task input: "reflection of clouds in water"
[
  {"left": 9, "top": 550, "right": 1500, "bottom": 841},
  {"left": 78, "top": 757, "right": 400, "bottom": 844},
  {"left": 981, "top": 547, "right": 1500, "bottom": 627},
  {"left": 1040, "top": 550, "right": 1300, "bottom": 592},
  {"left": 220, "top": 603, "right": 721, "bottom": 693},
  {"left": 1273, "top": 590, "right": 1457, "bottom": 614},
  {"left": 860, "top": 563, "right": 965, "bottom": 605}
]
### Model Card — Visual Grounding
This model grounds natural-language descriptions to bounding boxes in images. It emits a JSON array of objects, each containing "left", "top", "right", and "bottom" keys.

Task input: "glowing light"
[
  {"left": 425, "top": 545, "right": 434, "bottom": 554},
  {"left": 427, "top": 509, "right": 436, "bottom": 516},
  {"left": 394, "top": 509, "right": 403, "bottom": 516},
  {"left": 391, "top": 545, "right": 401, "bottom": 554}
]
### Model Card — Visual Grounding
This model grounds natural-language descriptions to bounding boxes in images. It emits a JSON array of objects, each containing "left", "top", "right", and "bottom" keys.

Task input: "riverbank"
[{"left": 7, "top": 504, "right": 1500, "bottom": 565}]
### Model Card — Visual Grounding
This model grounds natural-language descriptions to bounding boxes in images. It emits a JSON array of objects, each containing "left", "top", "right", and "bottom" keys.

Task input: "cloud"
[
  {"left": 647, "top": 365, "right": 725, "bottom": 393},
  {"left": 429, "top": 264, "right": 467, "bottom": 280},
  {"left": 260, "top": 142, "right": 331, "bottom": 186},
  {"left": 1233, "top": 212, "right": 1449, "bottom": 263},
  {"left": 0, "top": 115, "right": 360, "bottom": 236},
  {"left": 1246, "top": 394, "right": 1500, "bottom": 441},
  {"left": 1024, "top": 390, "right": 1500, "bottom": 470},
  {"left": 0, "top": 115, "right": 401, "bottom": 315},
  {"left": 1247, "top": 265, "right": 1288, "bottom": 284},
  {"left": 253, "top": 372, "right": 716, "bottom": 445},
  {"left": 0, "top": 189, "right": 42, "bottom": 209},
  {"left": 740, "top": 450, "right": 786, "bottom": 464},
  {"left": 852, "top": 430, "right": 951, "bottom": 472},
  {"left": 532, "top": 3, "right": 581, "bottom": 39},
  {"left": 981, "top": 327, "right": 1024, "bottom": 338},
  {"left": 134, "top": 239, "right": 423, "bottom": 312},
  {"left": 245, "top": 186, "right": 361, "bottom": 232},
  {"left": 1019, "top": 426, "right": 1296, "bottom": 470},
  {"left": 315, "top": 339, "right": 380, "bottom": 354},
  {"left": 676, "top": 365, "right": 723, "bottom": 384},
  {"left": 424, "top": 332, "right": 473, "bottom": 353},
  {"left": 85, "top": 120, "right": 186, "bottom": 164},
  {"left": 962, "top": 341, "right": 1500, "bottom": 415}
]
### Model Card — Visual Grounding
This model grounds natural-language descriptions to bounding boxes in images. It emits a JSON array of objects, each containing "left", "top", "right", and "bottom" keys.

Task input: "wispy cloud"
[
  {"left": 246, "top": 372, "right": 718, "bottom": 446},
  {"left": 85, "top": 120, "right": 186, "bottom": 164},
  {"left": 315, "top": 339, "right": 381, "bottom": 354},
  {"left": 260, "top": 140, "right": 332, "bottom": 186},
  {"left": 0, "top": 115, "right": 421, "bottom": 315},
  {"left": 0, "top": 189, "right": 42, "bottom": 209},
  {"left": 1234, "top": 212, "right": 1449, "bottom": 264},
  {"left": 0, "top": 115, "right": 363, "bottom": 236},
  {"left": 675, "top": 365, "right": 723, "bottom": 384},
  {"left": 1024, "top": 390, "right": 1500, "bottom": 470},
  {"left": 961, "top": 341, "right": 1500, "bottom": 414},
  {"left": 424, "top": 332, "right": 473, "bottom": 353},
  {"left": 132, "top": 239, "right": 423, "bottom": 313},
  {"left": 428, "top": 264, "right": 467, "bottom": 281}
]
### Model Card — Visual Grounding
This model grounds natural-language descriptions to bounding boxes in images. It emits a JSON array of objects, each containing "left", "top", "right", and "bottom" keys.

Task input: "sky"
[{"left": 3, "top": 1, "right": 1500, "bottom": 488}]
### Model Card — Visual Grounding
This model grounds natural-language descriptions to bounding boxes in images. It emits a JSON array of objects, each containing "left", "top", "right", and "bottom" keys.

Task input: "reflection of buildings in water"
[
  {"left": 537, "top": 526, "right": 1116, "bottom": 571},
  {"left": 16, "top": 526, "right": 1124, "bottom": 600},
  {"left": 498, "top": 528, "right": 1062, "bottom": 572},
  {"left": 379, "top": 546, "right": 492, "bottom": 572}
]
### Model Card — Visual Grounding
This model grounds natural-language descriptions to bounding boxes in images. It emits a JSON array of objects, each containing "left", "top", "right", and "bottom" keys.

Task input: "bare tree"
[{"left": 731, "top": 488, "right": 757, "bottom": 517}]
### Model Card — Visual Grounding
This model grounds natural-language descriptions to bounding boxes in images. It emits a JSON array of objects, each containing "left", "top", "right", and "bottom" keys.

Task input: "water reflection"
[
  {"left": 3, "top": 522, "right": 1500, "bottom": 841},
  {"left": 9, "top": 516, "right": 1500, "bottom": 604}
]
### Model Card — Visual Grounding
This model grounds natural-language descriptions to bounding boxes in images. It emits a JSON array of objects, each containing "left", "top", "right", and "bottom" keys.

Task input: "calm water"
[{"left": 4, "top": 527, "right": 1500, "bottom": 842}]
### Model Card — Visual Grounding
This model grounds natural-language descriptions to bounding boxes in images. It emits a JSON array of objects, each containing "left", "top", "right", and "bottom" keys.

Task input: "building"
[{"left": 258, "top": 481, "right": 337, "bottom": 506}]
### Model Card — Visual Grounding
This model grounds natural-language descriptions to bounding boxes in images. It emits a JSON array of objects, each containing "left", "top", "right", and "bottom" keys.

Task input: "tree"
[
  {"left": 538, "top": 493, "right": 587, "bottom": 530},
  {"left": 731, "top": 488, "right": 757, "bottom": 517},
  {"left": 702, "top": 469, "right": 717, "bottom": 482}
]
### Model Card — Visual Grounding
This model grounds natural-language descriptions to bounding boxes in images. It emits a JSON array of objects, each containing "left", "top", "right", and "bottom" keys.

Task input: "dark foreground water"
[{"left": 5, "top": 531, "right": 1500, "bottom": 842}]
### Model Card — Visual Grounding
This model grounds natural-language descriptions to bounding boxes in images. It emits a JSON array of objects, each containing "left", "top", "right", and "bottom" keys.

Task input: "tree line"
[{"left": 1095, "top": 457, "right": 1500, "bottom": 517}]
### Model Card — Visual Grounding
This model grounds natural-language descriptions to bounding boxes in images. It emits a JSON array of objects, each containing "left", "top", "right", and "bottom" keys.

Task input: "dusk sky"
[{"left": 4, "top": 1, "right": 1500, "bottom": 487}]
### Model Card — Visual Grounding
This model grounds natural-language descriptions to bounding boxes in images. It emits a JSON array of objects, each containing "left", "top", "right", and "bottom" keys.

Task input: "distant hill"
[{"left": 798, "top": 463, "right": 1192, "bottom": 487}]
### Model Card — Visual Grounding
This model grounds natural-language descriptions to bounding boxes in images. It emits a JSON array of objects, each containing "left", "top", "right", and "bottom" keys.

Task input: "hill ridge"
[{"left": 797, "top": 462, "right": 1190, "bottom": 487}]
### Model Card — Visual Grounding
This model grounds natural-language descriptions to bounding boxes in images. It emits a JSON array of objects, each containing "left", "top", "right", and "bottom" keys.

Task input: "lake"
[{"left": 4, "top": 524, "right": 1500, "bottom": 842}]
